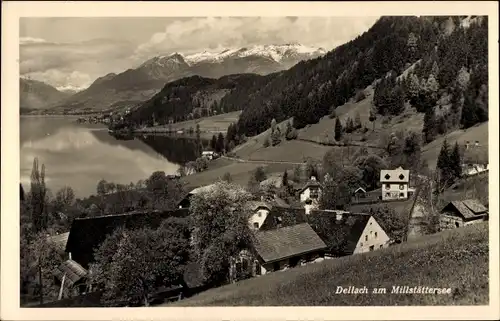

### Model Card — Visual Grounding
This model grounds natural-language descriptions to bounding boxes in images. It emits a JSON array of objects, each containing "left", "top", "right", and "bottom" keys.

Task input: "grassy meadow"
[{"left": 166, "top": 222, "right": 488, "bottom": 306}]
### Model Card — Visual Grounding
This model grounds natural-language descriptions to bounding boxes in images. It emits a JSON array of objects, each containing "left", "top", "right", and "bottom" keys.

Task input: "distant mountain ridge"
[
  {"left": 20, "top": 78, "right": 72, "bottom": 113},
  {"left": 45, "top": 43, "right": 326, "bottom": 114}
]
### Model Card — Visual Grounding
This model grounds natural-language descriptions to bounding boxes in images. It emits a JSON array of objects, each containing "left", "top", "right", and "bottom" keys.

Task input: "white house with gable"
[
  {"left": 380, "top": 167, "right": 413, "bottom": 201},
  {"left": 299, "top": 177, "right": 323, "bottom": 214}
]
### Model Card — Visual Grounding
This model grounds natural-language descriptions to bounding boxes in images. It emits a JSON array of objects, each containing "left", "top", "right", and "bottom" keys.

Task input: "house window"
[
  {"left": 310, "top": 188, "right": 319, "bottom": 199},
  {"left": 399, "top": 184, "right": 405, "bottom": 190},
  {"left": 375, "top": 232, "right": 378, "bottom": 238},
  {"left": 360, "top": 242, "right": 363, "bottom": 246},
  {"left": 365, "top": 235, "right": 368, "bottom": 242},
  {"left": 384, "top": 174, "right": 391, "bottom": 180},
  {"left": 385, "top": 184, "right": 390, "bottom": 190},
  {"left": 273, "top": 262, "right": 280, "bottom": 271},
  {"left": 258, "top": 212, "right": 262, "bottom": 217},
  {"left": 379, "top": 245, "right": 383, "bottom": 249},
  {"left": 399, "top": 193, "right": 404, "bottom": 198},
  {"left": 369, "top": 245, "right": 375, "bottom": 251},
  {"left": 253, "top": 222, "right": 259, "bottom": 229},
  {"left": 385, "top": 193, "right": 390, "bottom": 197},
  {"left": 399, "top": 174, "right": 405, "bottom": 180}
]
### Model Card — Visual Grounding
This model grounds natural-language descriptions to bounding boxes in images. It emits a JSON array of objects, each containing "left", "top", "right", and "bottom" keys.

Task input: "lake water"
[{"left": 20, "top": 117, "right": 207, "bottom": 197}]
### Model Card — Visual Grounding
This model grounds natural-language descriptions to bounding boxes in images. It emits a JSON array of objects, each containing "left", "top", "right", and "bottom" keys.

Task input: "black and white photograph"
[{"left": 1, "top": 1, "right": 499, "bottom": 320}]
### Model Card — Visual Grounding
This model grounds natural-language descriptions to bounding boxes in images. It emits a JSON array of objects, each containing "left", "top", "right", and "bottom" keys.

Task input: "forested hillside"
[
  {"left": 126, "top": 73, "right": 269, "bottom": 126},
  {"left": 227, "top": 15, "right": 487, "bottom": 138},
  {"left": 127, "top": 16, "right": 488, "bottom": 145}
]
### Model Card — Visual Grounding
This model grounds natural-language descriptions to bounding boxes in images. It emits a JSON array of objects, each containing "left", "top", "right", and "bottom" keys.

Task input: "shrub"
[{"left": 263, "top": 138, "right": 270, "bottom": 148}]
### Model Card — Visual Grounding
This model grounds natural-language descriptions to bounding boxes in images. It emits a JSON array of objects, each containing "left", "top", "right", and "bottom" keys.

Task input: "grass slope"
[
  {"left": 138, "top": 111, "right": 242, "bottom": 136},
  {"left": 422, "top": 122, "right": 488, "bottom": 168},
  {"left": 168, "top": 223, "right": 488, "bottom": 306}
]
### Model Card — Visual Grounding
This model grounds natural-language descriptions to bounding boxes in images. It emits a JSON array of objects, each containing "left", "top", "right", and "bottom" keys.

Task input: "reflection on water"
[{"left": 20, "top": 117, "right": 206, "bottom": 197}]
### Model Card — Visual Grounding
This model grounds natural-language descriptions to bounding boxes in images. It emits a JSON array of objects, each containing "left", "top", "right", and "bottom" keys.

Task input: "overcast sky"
[{"left": 20, "top": 17, "right": 379, "bottom": 91}]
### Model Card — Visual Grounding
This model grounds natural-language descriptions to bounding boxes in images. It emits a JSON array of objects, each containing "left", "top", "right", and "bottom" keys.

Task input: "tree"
[
  {"left": 354, "top": 154, "right": 387, "bottom": 190},
  {"left": 436, "top": 139, "right": 452, "bottom": 189},
  {"left": 21, "top": 232, "right": 64, "bottom": 305},
  {"left": 305, "top": 160, "right": 319, "bottom": 180},
  {"left": 97, "top": 179, "right": 108, "bottom": 196},
  {"left": 194, "top": 157, "right": 209, "bottom": 172},
  {"left": 402, "top": 131, "right": 422, "bottom": 171},
  {"left": 271, "top": 129, "right": 281, "bottom": 146},
  {"left": 354, "top": 112, "right": 362, "bottom": 129},
  {"left": 253, "top": 166, "right": 267, "bottom": 183},
  {"left": 282, "top": 170, "right": 289, "bottom": 187},
  {"left": 177, "top": 166, "right": 187, "bottom": 177},
  {"left": 270, "top": 118, "right": 277, "bottom": 133},
  {"left": 449, "top": 142, "right": 462, "bottom": 182},
  {"left": 334, "top": 117, "right": 343, "bottom": 141},
  {"left": 293, "top": 165, "right": 302, "bottom": 183},
  {"left": 54, "top": 186, "right": 75, "bottom": 210},
  {"left": 216, "top": 133, "right": 225, "bottom": 153},
  {"left": 145, "top": 171, "right": 183, "bottom": 210},
  {"left": 30, "top": 158, "right": 48, "bottom": 233},
  {"left": 422, "top": 108, "right": 437, "bottom": 143},
  {"left": 456, "top": 67, "right": 470, "bottom": 91},
  {"left": 211, "top": 135, "right": 217, "bottom": 151},
  {"left": 221, "top": 172, "right": 233, "bottom": 183},
  {"left": 319, "top": 180, "right": 351, "bottom": 210},
  {"left": 90, "top": 219, "right": 190, "bottom": 306},
  {"left": 190, "top": 182, "right": 254, "bottom": 286},
  {"left": 369, "top": 108, "right": 377, "bottom": 131}
]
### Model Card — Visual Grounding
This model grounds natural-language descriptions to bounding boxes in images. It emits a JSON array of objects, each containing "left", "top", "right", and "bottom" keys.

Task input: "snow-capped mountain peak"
[{"left": 183, "top": 43, "right": 326, "bottom": 65}]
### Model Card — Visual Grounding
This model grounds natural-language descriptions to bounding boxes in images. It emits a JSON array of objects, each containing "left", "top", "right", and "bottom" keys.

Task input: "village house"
[
  {"left": 461, "top": 163, "right": 489, "bottom": 177},
  {"left": 380, "top": 167, "right": 415, "bottom": 201},
  {"left": 298, "top": 176, "right": 323, "bottom": 214},
  {"left": 439, "top": 199, "right": 488, "bottom": 230},
  {"left": 53, "top": 259, "right": 89, "bottom": 299},
  {"left": 201, "top": 151, "right": 218, "bottom": 160},
  {"left": 62, "top": 209, "right": 207, "bottom": 304},
  {"left": 247, "top": 196, "right": 292, "bottom": 230},
  {"left": 177, "top": 184, "right": 216, "bottom": 209},
  {"left": 230, "top": 223, "right": 328, "bottom": 281},
  {"left": 247, "top": 201, "right": 273, "bottom": 230},
  {"left": 65, "top": 209, "right": 190, "bottom": 268},
  {"left": 308, "top": 210, "right": 391, "bottom": 256}
]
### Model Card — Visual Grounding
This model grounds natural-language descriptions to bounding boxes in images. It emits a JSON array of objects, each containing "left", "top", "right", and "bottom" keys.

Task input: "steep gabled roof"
[
  {"left": 53, "top": 259, "right": 88, "bottom": 287},
  {"left": 307, "top": 211, "right": 371, "bottom": 255},
  {"left": 66, "top": 209, "right": 190, "bottom": 268},
  {"left": 441, "top": 199, "right": 488, "bottom": 220},
  {"left": 247, "top": 201, "right": 273, "bottom": 212},
  {"left": 254, "top": 223, "right": 327, "bottom": 263},
  {"left": 47, "top": 232, "right": 70, "bottom": 253},
  {"left": 299, "top": 180, "right": 323, "bottom": 194},
  {"left": 380, "top": 167, "right": 410, "bottom": 183},
  {"left": 259, "top": 206, "right": 307, "bottom": 230}
]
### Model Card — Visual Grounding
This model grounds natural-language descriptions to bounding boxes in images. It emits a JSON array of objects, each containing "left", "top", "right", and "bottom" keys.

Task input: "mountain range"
[
  {"left": 37, "top": 43, "right": 326, "bottom": 114},
  {"left": 20, "top": 78, "right": 72, "bottom": 113},
  {"left": 124, "top": 15, "right": 488, "bottom": 140}
]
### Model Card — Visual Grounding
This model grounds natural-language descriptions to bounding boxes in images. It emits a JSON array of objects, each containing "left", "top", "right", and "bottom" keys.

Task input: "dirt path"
[{"left": 220, "top": 155, "right": 304, "bottom": 165}]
